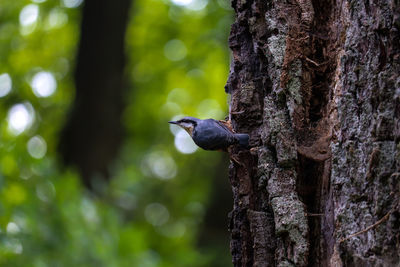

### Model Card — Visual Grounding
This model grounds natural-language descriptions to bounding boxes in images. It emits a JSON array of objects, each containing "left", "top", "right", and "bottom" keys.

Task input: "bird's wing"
[{"left": 193, "top": 119, "right": 237, "bottom": 150}]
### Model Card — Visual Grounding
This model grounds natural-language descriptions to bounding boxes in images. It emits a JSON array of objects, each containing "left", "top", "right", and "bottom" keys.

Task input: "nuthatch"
[{"left": 168, "top": 117, "right": 249, "bottom": 151}]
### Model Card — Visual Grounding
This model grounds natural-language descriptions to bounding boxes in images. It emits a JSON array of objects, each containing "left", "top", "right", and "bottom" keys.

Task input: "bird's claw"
[{"left": 229, "top": 154, "right": 245, "bottom": 167}]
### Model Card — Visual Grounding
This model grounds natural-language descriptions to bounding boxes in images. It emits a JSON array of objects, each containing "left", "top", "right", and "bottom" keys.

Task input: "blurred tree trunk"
[
  {"left": 226, "top": 0, "right": 400, "bottom": 266},
  {"left": 59, "top": 0, "right": 131, "bottom": 189}
]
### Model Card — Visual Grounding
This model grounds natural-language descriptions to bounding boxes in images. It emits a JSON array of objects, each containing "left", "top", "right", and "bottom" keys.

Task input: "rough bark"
[
  {"left": 226, "top": 0, "right": 400, "bottom": 266},
  {"left": 59, "top": 0, "right": 131, "bottom": 189}
]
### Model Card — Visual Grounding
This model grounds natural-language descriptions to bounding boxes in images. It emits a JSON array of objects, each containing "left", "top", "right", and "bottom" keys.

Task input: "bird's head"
[{"left": 168, "top": 117, "right": 199, "bottom": 137}]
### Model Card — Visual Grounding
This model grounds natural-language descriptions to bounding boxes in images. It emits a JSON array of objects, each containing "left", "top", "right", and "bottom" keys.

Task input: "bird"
[{"left": 168, "top": 117, "right": 249, "bottom": 151}]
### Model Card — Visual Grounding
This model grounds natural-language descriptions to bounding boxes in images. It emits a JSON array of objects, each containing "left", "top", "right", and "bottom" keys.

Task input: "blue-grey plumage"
[{"left": 168, "top": 117, "right": 249, "bottom": 151}]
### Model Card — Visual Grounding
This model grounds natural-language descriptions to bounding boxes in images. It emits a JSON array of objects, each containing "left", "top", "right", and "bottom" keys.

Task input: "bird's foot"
[
  {"left": 229, "top": 154, "right": 245, "bottom": 167},
  {"left": 249, "top": 146, "right": 260, "bottom": 155}
]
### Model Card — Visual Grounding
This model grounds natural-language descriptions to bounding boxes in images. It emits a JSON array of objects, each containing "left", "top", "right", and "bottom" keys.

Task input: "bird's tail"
[{"left": 235, "top": 133, "right": 249, "bottom": 148}]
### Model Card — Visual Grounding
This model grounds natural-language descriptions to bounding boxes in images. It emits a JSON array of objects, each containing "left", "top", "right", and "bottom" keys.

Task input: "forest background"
[{"left": 0, "top": 0, "right": 234, "bottom": 266}]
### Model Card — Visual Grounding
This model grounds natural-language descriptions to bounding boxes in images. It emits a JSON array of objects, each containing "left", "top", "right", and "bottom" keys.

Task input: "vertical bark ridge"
[{"left": 329, "top": 1, "right": 400, "bottom": 265}]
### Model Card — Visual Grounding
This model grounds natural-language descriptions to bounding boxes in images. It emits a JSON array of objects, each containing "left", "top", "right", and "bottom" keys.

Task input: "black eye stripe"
[{"left": 177, "top": 118, "right": 196, "bottom": 125}]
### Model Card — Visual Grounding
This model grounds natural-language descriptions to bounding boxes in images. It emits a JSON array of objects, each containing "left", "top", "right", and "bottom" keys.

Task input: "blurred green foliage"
[{"left": 0, "top": 0, "right": 233, "bottom": 266}]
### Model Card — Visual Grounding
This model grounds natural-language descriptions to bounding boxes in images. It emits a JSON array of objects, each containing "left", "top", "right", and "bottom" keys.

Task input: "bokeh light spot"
[
  {"left": 174, "top": 129, "right": 198, "bottom": 154},
  {"left": 137, "top": 250, "right": 160, "bottom": 266},
  {"left": 31, "top": 71, "right": 57, "bottom": 97},
  {"left": 4, "top": 183, "right": 27, "bottom": 204},
  {"left": 19, "top": 4, "right": 39, "bottom": 27},
  {"left": 116, "top": 192, "right": 137, "bottom": 210},
  {"left": 169, "top": 115, "right": 185, "bottom": 135},
  {"left": 196, "top": 98, "right": 224, "bottom": 119},
  {"left": 142, "top": 151, "right": 177, "bottom": 179},
  {"left": 171, "top": 0, "right": 192, "bottom": 5},
  {"left": 145, "top": 203, "right": 170, "bottom": 226},
  {"left": 167, "top": 88, "right": 191, "bottom": 104},
  {"left": 185, "top": 201, "right": 205, "bottom": 216},
  {"left": 161, "top": 102, "right": 181, "bottom": 119},
  {"left": 0, "top": 73, "right": 12, "bottom": 97},
  {"left": 6, "top": 222, "right": 20, "bottom": 235},
  {"left": 46, "top": 8, "right": 68, "bottom": 29},
  {"left": 1, "top": 156, "right": 17, "bottom": 176},
  {"left": 7, "top": 103, "right": 35, "bottom": 135},
  {"left": 27, "top": 135, "right": 47, "bottom": 159},
  {"left": 217, "top": 0, "right": 232, "bottom": 10},
  {"left": 171, "top": 0, "right": 208, "bottom": 10},
  {"left": 81, "top": 198, "right": 99, "bottom": 224},
  {"left": 36, "top": 181, "right": 56, "bottom": 202},
  {"left": 6, "top": 239, "right": 23, "bottom": 254},
  {"left": 160, "top": 221, "right": 186, "bottom": 238},
  {"left": 62, "top": 0, "right": 83, "bottom": 8},
  {"left": 186, "top": 68, "right": 204, "bottom": 78},
  {"left": 187, "top": 0, "right": 208, "bottom": 11},
  {"left": 164, "top": 39, "right": 187, "bottom": 61}
]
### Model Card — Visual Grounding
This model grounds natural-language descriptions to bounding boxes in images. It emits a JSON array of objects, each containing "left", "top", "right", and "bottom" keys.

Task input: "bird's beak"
[{"left": 168, "top": 121, "right": 178, "bottom": 124}]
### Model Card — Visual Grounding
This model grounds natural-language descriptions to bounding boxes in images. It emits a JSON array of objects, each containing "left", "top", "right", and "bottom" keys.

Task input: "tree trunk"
[
  {"left": 226, "top": 0, "right": 400, "bottom": 266},
  {"left": 59, "top": 0, "right": 131, "bottom": 189}
]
